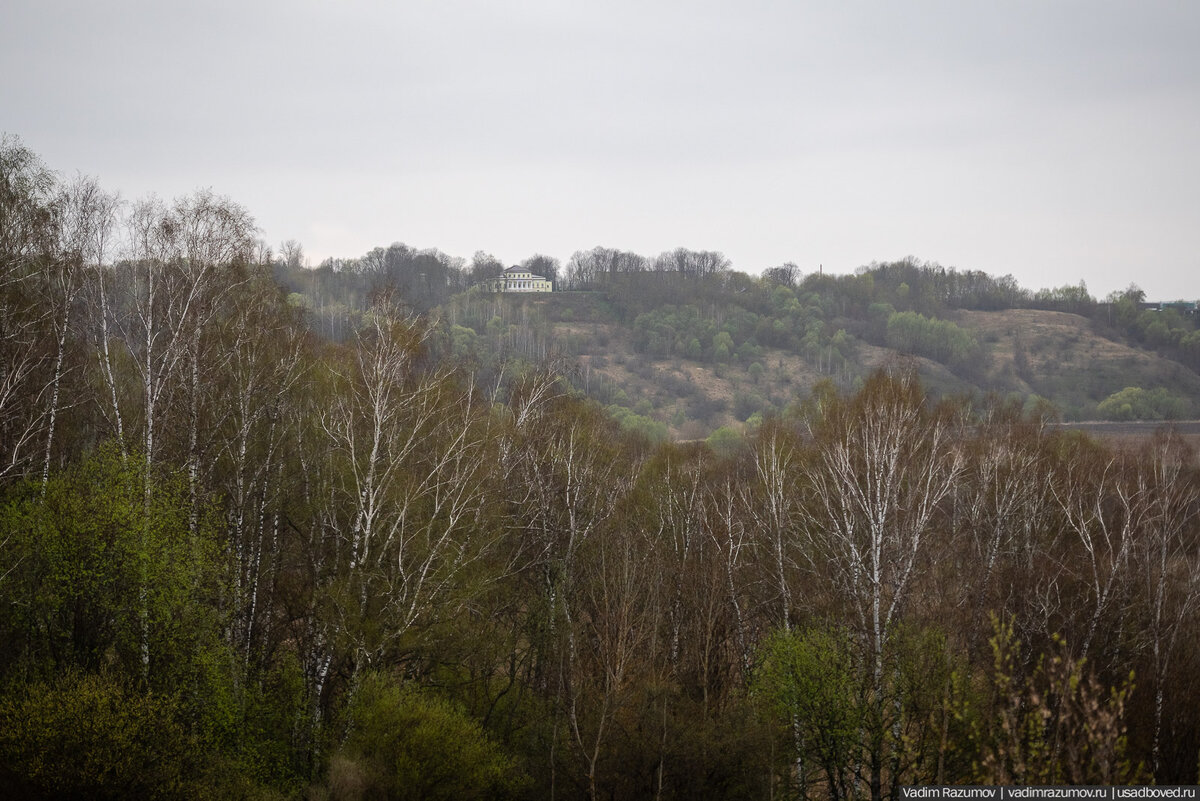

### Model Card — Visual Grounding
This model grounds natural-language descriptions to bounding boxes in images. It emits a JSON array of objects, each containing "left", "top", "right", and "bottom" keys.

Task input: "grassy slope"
[
  {"left": 959, "top": 309, "right": 1200, "bottom": 418},
  {"left": 512, "top": 293, "right": 1200, "bottom": 437}
]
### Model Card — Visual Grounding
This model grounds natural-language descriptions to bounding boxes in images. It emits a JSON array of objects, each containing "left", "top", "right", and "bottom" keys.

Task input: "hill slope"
[
  {"left": 283, "top": 255, "right": 1200, "bottom": 438},
  {"left": 435, "top": 283, "right": 1200, "bottom": 438}
]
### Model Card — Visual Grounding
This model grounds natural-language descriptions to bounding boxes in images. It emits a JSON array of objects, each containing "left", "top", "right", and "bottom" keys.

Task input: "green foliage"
[
  {"left": 705, "top": 425, "right": 743, "bottom": 458},
  {"left": 632, "top": 304, "right": 717, "bottom": 359},
  {"left": 624, "top": 284, "right": 834, "bottom": 374},
  {"left": 0, "top": 671, "right": 195, "bottom": 799},
  {"left": 1104, "top": 302, "right": 1200, "bottom": 372},
  {"left": 753, "top": 624, "right": 974, "bottom": 796},
  {"left": 886, "top": 311, "right": 980, "bottom": 368},
  {"left": 1032, "top": 281, "right": 1096, "bottom": 315},
  {"left": 223, "top": 655, "right": 312, "bottom": 793},
  {"left": 868, "top": 301, "right": 895, "bottom": 320},
  {"left": 448, "top": 323, "right": 478, "bottom": 361},
  {"left": 0, "top": 447, "right": 223, "bottom": 689},
  {"left": 960, "top": 617, "right": 1145, "bottom": 785},
  {"left": 713, "top": 330, "right": 735, "bottom": 362},
  {"left": 753, "top": 626, "right": 861, "bottom": 792},
  {"left": 1181, "top": 329, "right": 1200, "bottom": 362},
  {"left": 1097, "top": 386, "right": 1193, "bottom": 421},
  {"left": 733, "top": 389, "right": 766, "bottom": 421},
  {"left": 0, "top": 451, "right": 301, "bottom": 797},
  {"left": 327, "top": 672, "right": 526, "bottom": 801},
  {"left": 607, "top": 405, "right": 669, "bottom": 441}
]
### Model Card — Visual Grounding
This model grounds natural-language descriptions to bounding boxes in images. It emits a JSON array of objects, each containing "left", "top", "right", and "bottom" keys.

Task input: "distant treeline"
[{"left": 286, "top": 241, "right": 1200, "bottom": 391}]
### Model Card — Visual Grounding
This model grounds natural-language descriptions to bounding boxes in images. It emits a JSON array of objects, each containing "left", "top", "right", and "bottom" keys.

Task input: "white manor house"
[{"left": 483, "top": 265, "right": 553, "bottom": 293}]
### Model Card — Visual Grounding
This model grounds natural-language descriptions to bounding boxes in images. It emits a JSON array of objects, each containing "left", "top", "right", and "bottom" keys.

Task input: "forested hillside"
[
  {"left": 274, "top": 240, "right": 1200, "bottom": 441},
  {"left": 3, "top": 138, "right": 1200, "bottom": 799}
]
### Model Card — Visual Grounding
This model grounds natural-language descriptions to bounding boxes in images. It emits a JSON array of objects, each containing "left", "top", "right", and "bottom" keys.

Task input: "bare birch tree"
[
  {"left": 316, "top": 308, "right": 496, "bottom": 690},
  {"left": 953, "top": 406, "right": 1053, "bottom": 640},
  {"left": 568, "top": 522, "right": 656, "bottom": 801},
  {"left": 503, "top": 398, "right": 630, "bottom": 801},
  {"left": 1052, "top": 448, "right": 1149, "bottom": 661},
  {"left": 743, "top": 420, "right": 805, "bottom": 631},
  {"left": 214, "top": 269, "right": 306, "bottom": 667},
  {"left": 40, "top": 175, "right": 118, "bottom": 489},
  {"left": 803, "top": 371, "right": 963, "bottom": 801},
  {"left": 1135, "top": 431, "right": 1200, "bottom": 778},
  {"left": 0, "top": 136, "right": 57, "bottom": 483},
  {"left": 95, "top": 191, "right": 255, "bottom": 678}
]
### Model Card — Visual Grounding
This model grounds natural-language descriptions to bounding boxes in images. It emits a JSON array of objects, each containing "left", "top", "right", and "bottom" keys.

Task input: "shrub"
[
  {"left": 705, "top": 426, "right": 742, "bottom": 458},
  {"left": 1097, "top": 386, "right": 1192, "bottom": 421},
  {"left": 0, "top": 671, "right": 194, "bottom": 799},
  {"left": 327, "top": 673, "right": 526, "bottom": 801},
  {"left": 886, "top": 311, "right": 980, "bottom": 368}
]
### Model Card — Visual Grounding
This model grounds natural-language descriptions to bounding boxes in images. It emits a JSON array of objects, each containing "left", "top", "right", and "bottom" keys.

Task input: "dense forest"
[{"left": 3, "top": 137, "right": 1200, "bottom": 799}]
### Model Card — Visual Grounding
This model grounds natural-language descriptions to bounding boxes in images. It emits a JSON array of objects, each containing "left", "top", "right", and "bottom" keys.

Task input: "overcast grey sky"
[{"left": 3, "top": 0, "right": 1198, "bottom": 298}]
